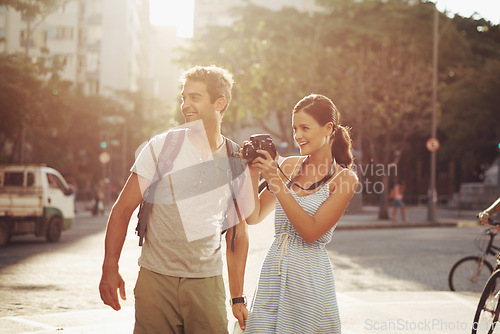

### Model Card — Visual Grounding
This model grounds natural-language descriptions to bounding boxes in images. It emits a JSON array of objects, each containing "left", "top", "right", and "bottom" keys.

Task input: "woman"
[{"left": 243, "top": 94, "right": 358, "bottom": 333}]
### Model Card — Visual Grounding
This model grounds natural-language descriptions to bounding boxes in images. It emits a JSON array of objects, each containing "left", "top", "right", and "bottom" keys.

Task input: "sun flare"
[{"left": 149, "top": 0, "right": 194, "bottom": 38}]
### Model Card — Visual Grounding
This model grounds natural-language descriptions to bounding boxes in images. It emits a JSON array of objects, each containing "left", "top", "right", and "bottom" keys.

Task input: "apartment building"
[{"left": 0, "top": 0, "right": 150, "bottom": 96}]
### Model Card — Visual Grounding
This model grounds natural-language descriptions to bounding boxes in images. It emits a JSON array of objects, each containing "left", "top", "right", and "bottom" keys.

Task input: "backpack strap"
[
  {"left": 154, "top": 129, "right": 186, "bottom": 183},
  {"left": 224, "top": 137, "right": 247, "bottom": 252},
  {"left": 136, "top": 129, "right": 186, "bottom": 246}
]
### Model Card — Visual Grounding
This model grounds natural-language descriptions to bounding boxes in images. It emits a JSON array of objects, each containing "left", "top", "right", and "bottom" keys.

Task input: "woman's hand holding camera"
[
  {"left": 247, "top": 150, "right": 282, "bottom": 194},
  {"left": 240, "top": 134, "right": 282, "bottom": 194},
  {"left": 252, "top": 150, "right": 279, "bottom": 179}
]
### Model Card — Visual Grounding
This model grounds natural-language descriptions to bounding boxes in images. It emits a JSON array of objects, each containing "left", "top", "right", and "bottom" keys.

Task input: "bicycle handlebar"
[
  {"left": 476, "top": 213, "right": 500, "bottom": 226},
  {"left": 488, "top": 219, "right": 500, "bottom": 226}
]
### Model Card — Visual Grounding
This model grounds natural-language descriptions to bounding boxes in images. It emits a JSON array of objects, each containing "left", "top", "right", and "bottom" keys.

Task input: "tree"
[
  {"left": 0, "top": 54, "right": 44, "bottom": 162},
  {"left": 176, "top": 4, "right": 330, "bottom": 149},
  {"left": 438, "top": 15, "right": 500, "bottom": 184},
  {"left": 175, "top": 0, "right": 500, "bottom": 216},
  {"left": 317, "top": 0, "right": 442, "bottom": 218}
]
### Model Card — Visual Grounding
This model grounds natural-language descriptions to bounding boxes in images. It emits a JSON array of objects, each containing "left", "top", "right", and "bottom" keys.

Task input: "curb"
[{"left": 336, "top": 221, "right": 459, "bottom": 231}]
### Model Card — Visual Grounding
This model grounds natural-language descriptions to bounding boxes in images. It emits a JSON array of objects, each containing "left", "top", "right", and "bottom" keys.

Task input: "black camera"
[{"left": 242, "top": 134, "right": 277, "bottom": 161}]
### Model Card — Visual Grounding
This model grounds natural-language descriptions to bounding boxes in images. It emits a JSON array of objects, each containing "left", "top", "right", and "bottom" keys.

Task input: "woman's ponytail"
[{"left": 331, "top": 125, "right": 353, "bottom": 168}]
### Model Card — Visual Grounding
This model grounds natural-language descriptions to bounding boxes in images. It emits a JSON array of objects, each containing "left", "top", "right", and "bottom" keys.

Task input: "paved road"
[
  {"left": 329, "top": 226, "right": 487, "bottom": 292},
  {"left": 0, "top": 207, "right": 490, "bottom": 333}
]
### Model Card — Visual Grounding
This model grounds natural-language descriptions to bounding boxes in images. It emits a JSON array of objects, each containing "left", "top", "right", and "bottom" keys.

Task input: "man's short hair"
[{"left": 181, "top": 65, "right": 234, "bottom": 113}]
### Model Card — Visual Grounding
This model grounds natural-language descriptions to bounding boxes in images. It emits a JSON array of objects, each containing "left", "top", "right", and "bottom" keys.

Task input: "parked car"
[{"left": 0, "top": 164, "right": 75, "bottom": 246}]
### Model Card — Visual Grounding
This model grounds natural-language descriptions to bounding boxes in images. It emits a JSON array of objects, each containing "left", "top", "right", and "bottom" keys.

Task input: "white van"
[{"left": 0, "top": 164, "right": 75, "bottom": 246}]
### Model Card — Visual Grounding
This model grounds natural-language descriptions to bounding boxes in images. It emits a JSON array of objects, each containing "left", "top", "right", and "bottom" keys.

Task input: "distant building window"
[
  {"left": 58, "top": 2, "right": 78, "bottom": 13},
  {"left": 20, "top": 30, "right": 34, "bottom": 47},
  {"left": 47, "top": 27, "right": 57, "bottom": 39},
  {"left": 0, "top": 5, "right": 6, "bottom": 14},
  {"left": 48, "top": 26, "right": 74, "bottom": 40},
  {"left": 58, "top": 26, "right": 74, "bottom": 39},
  {"left": 54, "top": 54, "right": 73, "bottom": 67},
  {"left": 0, "top": 27, "right": 5, "bottom": 39}
]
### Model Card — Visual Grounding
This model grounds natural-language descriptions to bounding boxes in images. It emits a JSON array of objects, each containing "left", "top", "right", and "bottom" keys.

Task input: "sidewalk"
[
  {"left": 0, "top": 291, "right": 479, "bottom": 334},
  {"left": 338, "top": 205, "right": 479, "bottom": 230}
]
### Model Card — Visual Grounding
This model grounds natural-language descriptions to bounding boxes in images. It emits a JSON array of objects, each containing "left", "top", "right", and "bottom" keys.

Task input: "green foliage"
[
  {"left": 174, "top": 0, "right": 500, "bottom": 202},
  {"left": 0, "top": 54, "right": 43, "bottom": 152},
  {"left": 0, "top": 53, "right": 157, "bottom": 190},
  {"left": 176, "top": 5, "right": 331, "bottom": 146},
  {"left": 439, "top": 59, "right": 500, "bottom": 171},
  {"left": 437, "top": 15, "right": 500, "bottom": 180},
  {"left": 0, "top": 0, "right": 63, "bottom": 20}
]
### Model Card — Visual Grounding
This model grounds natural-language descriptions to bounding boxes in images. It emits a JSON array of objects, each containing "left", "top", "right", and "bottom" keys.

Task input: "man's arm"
[
  {"left": 226, "top": 221, "right": 249, "bottom": 331},
  {"left": 479, "top": 197, "right": 500, "bottom": 225},
  {"left": 99, "top": 173, "right": 146, "bottom": 311}
]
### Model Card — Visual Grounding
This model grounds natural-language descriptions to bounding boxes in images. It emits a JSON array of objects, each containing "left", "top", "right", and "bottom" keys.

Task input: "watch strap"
[{"left": 230, "top": 296, "right": 247, "bottom": 306}]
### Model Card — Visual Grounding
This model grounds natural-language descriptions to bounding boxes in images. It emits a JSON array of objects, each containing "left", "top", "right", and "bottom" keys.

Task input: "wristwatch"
[{"left": 230, "top": 295, "right": 247, "bottom": 306}]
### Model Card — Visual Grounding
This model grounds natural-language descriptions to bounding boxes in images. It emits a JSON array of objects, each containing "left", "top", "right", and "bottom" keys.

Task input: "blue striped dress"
[{"left": 246, "top": 184, "right": 341, "bottom": 333}]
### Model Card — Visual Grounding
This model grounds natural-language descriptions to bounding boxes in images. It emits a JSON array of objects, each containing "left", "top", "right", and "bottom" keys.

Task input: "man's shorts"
[
  {"left": 393, "top": 199, "right": 405, "bottom": 208},
  {"left": 133, "top": 267, "right": 228, "bottom": 334}
]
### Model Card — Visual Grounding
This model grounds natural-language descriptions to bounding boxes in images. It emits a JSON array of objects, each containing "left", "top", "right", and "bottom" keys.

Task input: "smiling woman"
[{"left": 149, "top": 0, "right": 194, "bottom": 38}]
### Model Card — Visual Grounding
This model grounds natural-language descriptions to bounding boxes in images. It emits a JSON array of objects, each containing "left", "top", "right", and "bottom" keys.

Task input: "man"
[
  {"left": 479, "top": 197, "right": 500, "bottom": 225},
  {"left": 99, "top": 65, "right": 250, "bottom": 333}
]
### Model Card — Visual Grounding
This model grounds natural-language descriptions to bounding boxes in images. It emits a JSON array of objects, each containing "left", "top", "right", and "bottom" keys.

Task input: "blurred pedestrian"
[
  {"left": 68, "top": 178, "right": 78, "bottom": 213},
  {"left": 390, "top": 180, "right": 406, "bottom": 222},
  {"left": 243, "top": 94, "right": 358, "bottom": 333},
  {"left": 92, "top": 180, "right": 104, "bottom": 216}
]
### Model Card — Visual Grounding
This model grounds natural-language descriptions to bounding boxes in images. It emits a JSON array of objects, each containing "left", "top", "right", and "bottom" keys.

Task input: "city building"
[{"left": 0, "top": 0, "right": 150, "bottom": 97}]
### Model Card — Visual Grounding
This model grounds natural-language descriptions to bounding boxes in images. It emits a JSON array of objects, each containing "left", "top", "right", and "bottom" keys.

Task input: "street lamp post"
[{"left": 428, "top": 3, "right": 439, "bottom": 223}]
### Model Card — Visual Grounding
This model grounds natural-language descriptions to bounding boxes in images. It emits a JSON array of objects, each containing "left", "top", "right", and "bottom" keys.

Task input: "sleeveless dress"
[{"left": 245, "top": 183, "right": 341, "bottom": 333}]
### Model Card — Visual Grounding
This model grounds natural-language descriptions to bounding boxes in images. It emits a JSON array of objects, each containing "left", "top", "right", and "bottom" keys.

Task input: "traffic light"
[{"left": 100, "top": 133, "right": 107, "bottom": 150}]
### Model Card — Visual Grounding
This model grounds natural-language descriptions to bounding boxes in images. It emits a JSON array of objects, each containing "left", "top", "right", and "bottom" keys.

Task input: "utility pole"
[{"left": 427, "top": 3, "right": 439, "bottom": 223}]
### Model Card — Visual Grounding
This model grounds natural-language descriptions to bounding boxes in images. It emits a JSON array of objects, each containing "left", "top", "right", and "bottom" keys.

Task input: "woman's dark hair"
[{"left": 293, "top": 94, "right": 353, "bottom": 168}]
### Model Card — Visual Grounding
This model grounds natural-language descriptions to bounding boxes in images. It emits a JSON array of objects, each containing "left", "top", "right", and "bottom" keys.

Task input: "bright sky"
[
  {"left": 433, "top": 0, "right": 500, "bottom": 24},
  {"left": 149, "top": 0, "right": 194, "bottom": 38},
  {"left": 149, "top": 0, "right": 500, "bottom": 39}
]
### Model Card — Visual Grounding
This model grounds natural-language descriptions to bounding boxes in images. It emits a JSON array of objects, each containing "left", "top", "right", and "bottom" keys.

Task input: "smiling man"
[{"left": 99, "top": 65, "right": 250, "bottom": 333}]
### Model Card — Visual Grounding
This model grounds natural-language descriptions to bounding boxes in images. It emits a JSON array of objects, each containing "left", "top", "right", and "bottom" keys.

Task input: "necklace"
[{"left": 284, "top": 156, "right": 336, "bottom": 191}]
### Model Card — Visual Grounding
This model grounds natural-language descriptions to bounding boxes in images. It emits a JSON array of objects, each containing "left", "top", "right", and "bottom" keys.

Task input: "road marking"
[
  {"left": 5, "top": 316, "right": 59, "bottom": 330},
  {"left": 337, "top": 292, "right": 365, "bottom": 304},
  {"left": 447, "top": 291, "right": 478, "bottom": 311}
]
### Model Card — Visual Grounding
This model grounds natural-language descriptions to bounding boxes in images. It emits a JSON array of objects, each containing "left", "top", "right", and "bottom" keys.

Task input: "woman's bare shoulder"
[{"left": 279, "top": 155, "right": 304, "bottom": 178}]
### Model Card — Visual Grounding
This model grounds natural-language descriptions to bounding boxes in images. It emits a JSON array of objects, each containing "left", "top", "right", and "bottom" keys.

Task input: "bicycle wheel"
[
  {"left": 472, "top": 270, "right": 500, "bottom": 334},
  {"left": 449, "top": 256, "right": 494, "bottom": 292}
]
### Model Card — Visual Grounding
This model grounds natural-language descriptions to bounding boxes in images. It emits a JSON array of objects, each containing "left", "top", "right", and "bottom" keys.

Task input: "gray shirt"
[{"left": 131, "top": 129, "right": 234, "bottom": 278}]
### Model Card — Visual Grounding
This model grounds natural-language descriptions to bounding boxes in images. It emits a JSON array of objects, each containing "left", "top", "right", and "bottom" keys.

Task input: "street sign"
[
  {"left": 99, "top": 152, "right": 111, "bottom": 164},
  {"left": 426, "top": 137, "right": 440, "bottom": 152}
]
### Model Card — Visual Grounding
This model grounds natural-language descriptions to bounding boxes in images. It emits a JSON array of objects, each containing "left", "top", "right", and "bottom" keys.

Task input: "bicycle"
[
  {"left": 472, "top": 219, "right": 500, "bottom": 334},
  {"left": 449, "top": 227, "right": 500, "bottom": 292}
]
